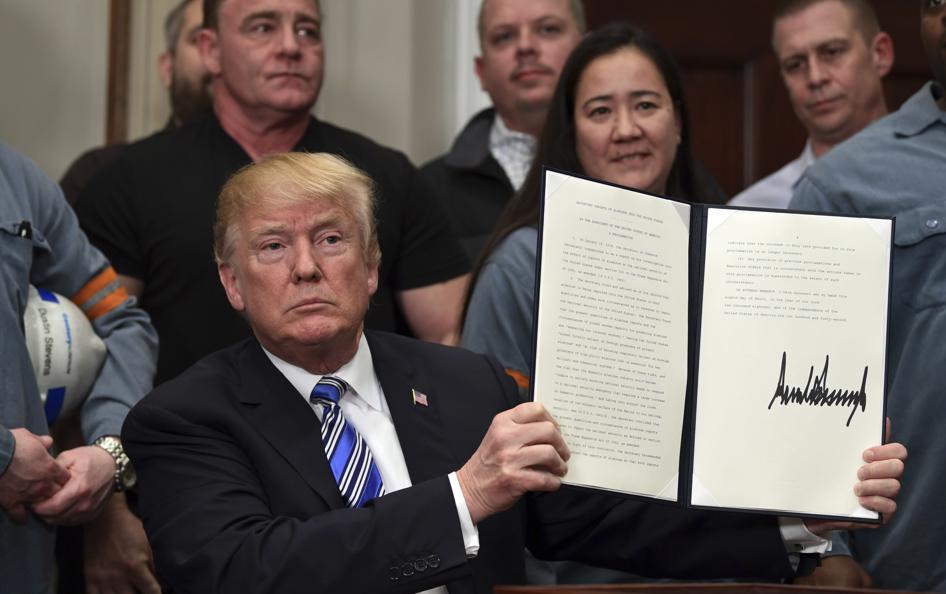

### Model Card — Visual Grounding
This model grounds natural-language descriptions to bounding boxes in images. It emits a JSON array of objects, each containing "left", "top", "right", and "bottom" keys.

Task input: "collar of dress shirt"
[
  {"left": 262, "top": 334, "right": 385, "bottom": 413},
  {"left": 790, "top": 140, "right": 816, "bottom": 189},
  {"left": 489, "top": 114, "right": 537, "bottom": 190}
]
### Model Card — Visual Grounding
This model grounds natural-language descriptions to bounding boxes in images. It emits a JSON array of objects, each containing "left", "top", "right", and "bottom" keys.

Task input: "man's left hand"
[
  {"left": 805, "top": 422, "right": 907, "bottom": 536},
  {"left": 31, "top": 445, "right": 116, "bottom": 525}
]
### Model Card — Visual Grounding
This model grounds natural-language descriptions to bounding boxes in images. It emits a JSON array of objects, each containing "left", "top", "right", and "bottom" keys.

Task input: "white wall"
[
  {"left": 0, "top": 0, "right": 491, "bottom": 178},
  {"left": 0, "top": 0, "right": 109, "bottom": 180}
]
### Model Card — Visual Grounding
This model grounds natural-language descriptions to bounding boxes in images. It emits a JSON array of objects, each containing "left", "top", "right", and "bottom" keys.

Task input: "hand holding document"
[{"left": 532, "top": 168, "right": 896, "bottom": 522}]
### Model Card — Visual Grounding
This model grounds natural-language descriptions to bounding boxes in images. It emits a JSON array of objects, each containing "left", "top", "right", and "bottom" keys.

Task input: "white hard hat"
[{"left": 23, "top": 285, "right": 107, "bottom": 425}]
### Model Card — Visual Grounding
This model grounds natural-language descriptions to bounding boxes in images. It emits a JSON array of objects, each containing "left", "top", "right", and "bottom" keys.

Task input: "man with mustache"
[
  {"left": 60, "top": 0, "right": 213, "bottom": 206},
  {"left": 75, "top": 0, "right": 469, "bottom": 387},
  {"left": 421, "top": 0, "right": 584, "bottom": 261},
  {"left": 790, "top": 0, "right": 946, "bottom": 589},
  {"left": 730, "top": 0, "right": 893, "bottom": 209}
]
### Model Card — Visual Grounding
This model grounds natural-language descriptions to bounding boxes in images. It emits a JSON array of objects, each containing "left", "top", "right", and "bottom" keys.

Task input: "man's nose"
[
  {"left": 277, "top": 24, "right": 302, "bottom": 56},
  {"left": 515, "top": 27, "right": 537, "bottom": 56},
  {"left": 807, "top": 57, "right": 829, "bottom": 88},
  {"left": 291, "top": 245, "right": 322, "bottom": 283}
]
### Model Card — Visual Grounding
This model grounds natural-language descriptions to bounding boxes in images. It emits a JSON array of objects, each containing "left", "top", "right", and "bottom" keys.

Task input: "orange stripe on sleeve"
[
  {"left": 72, "top": 266, "right": 130, "bottom": 321},
  {"left": 505, "top": 369, "right": 530, "bottom": 391},
  {"left": 83, "top": 289, "right": 129, "bottom": 320}
]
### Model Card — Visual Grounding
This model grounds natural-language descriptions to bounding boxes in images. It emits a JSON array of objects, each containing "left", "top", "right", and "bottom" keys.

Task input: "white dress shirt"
[
  {"left": 729, "top": 142, "right": 816, "bottom": 209},
  {"left": 263, "top": 335, "right": 478, "bottom": 594},
  {"left": 489, "top": 115, "right": 537, "bottom": 191}
]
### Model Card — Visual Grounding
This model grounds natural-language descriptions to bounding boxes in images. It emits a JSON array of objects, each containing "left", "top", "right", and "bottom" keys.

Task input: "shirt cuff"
[
  {"left": 778, "top": 516, "right": 832, "bottom": 554},
  {"left": 447, "top": 472, "right": 480, "bottom": 558}
]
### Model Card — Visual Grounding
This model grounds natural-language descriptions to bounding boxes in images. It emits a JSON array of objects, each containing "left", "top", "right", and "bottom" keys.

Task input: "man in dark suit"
[{"left": 122, "top": 152, "right": 906, "bottom": 593}]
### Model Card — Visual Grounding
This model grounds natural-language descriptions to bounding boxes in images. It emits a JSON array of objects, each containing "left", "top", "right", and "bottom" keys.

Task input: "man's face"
[
  {"left": 218, "top": 197, "right": 378, "bottom": 363},
  {"left": 167, "top": 0, "right": 213, "bottom": 125},
  {"left": 774, "top": 0, "right": 892, "bottom": 147},
  {"left": 202, "top": 0, "right": 324, "bottom": 118},
  {"left": 475, "top": 0, "right": 582, "bottom": 123},
  {"left": 921, "top": 0, "right": 946, "bottom": 106}
]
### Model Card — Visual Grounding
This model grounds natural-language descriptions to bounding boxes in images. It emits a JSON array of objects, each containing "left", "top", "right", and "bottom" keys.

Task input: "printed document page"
[
  {"left": 533, "top": 171, "right": 691, "bottom": 499},
  {"left": 692, "top": 208, "right": 890, "bottom": 518}
]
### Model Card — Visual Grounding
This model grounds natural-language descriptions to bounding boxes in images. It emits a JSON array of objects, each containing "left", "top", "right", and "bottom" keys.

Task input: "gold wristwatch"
[{"left": 93, "top": 435, "right": 137, "bottom": 492}]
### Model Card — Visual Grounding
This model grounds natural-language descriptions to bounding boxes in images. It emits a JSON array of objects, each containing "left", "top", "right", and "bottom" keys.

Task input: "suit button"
[
  {"left": 400, "top": 562, "right": 415, "bottom": 577},
  {"left": 413, "top": 558, "right": 428, "bottom": 572},
  {"left": 389, "top": 567, "right": 400, "bottom": 581},
  {"left": 427, "top": 554, "right": 441, "bottom": 569}
]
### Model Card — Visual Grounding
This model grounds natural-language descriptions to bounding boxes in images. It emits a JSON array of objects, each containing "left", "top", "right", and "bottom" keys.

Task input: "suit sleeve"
[
  {"left": 123, "top": 400, "right": 473, "bottom": 594},
  {"left": 526, "top": 490, "right": 795, "bottom": 580}
]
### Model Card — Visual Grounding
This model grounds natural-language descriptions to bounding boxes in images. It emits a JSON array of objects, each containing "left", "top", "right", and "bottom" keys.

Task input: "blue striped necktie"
[{"left": 310, "top": 377, "right": 385, "bottom": 508}]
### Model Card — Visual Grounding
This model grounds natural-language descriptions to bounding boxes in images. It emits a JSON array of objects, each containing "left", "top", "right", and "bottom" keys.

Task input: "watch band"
[{"left": 93, "top": 435, "right": 135, "bottom": 492}]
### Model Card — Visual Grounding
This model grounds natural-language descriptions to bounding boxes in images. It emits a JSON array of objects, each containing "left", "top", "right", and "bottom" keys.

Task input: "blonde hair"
[{"left": 214, "top": 152, "right": 380, "bottom": 268}]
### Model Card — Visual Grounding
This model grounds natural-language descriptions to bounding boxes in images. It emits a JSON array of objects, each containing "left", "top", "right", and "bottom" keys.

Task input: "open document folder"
[{"left": 531, "top": 168, "right": 892, "bottom": 522}]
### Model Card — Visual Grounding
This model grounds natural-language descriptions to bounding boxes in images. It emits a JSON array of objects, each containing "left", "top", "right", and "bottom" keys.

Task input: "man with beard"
[
  {"left": 59, "top": 0, "right": 212, "bottom": 205},
  {"left": 790, "top": 1, "right": 946, "bottom": 589}
]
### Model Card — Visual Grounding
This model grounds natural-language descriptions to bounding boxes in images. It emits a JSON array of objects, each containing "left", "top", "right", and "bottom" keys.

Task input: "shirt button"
[{"left": 926, "top": 219, "right": 939, "bottom": 229}]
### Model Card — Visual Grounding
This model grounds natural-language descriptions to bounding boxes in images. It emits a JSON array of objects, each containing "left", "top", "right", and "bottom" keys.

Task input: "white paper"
[
  {"left": 533, "top": 172, "right": 690, "bottom": 499},
  {"left": 692, "top": 208, "right": 890, "bottom": 518}
]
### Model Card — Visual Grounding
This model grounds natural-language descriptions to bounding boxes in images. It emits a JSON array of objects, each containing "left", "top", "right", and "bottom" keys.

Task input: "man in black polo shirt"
[{"left": 76, "top": 0, "right": 470, "bottom": 385}]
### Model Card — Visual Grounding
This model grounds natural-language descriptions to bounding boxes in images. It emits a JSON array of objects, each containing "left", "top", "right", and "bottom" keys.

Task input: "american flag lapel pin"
[{"left": 411, "top": 389, "right": 429, "bottom": 407}]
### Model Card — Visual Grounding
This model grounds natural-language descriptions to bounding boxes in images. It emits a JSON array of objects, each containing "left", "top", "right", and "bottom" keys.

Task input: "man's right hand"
[
  {"left": 457, "top": 402, "right": 570, "bottom": 524},
  {"left": 0, "top": 428, "right": 69, "bottom": 523}
]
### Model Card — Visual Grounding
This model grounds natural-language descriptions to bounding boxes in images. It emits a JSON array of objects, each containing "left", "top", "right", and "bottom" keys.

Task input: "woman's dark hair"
[{"left": 463, "top": 22, "right": 708, "bottom": 324}]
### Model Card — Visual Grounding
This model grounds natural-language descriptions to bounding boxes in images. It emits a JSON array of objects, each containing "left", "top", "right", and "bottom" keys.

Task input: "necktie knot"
[{"left": 310, "top": 376, "right": 347, "bottom": 406}]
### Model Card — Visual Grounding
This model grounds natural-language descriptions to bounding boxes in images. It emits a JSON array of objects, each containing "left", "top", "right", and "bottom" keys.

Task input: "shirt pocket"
[
  {"left": 0, "top": 220, "right": 52, "bottom": 316},
  {"left": 892, "top": 205, "right": 946, "bottom": 312}
]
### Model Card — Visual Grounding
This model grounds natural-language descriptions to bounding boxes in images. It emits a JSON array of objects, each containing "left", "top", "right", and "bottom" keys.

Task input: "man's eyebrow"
[
  {"left": 241, "top": 10, "right": 279, "bottom": 26},
  {"left": 294, "top": 13, "right": 320, "bottom": 26},
  {"left": 247, "top": 223, "right": 290, "bottom": 239}
]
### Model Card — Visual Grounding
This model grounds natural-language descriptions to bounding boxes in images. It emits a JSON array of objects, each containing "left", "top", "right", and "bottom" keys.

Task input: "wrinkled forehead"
[
  {"left": 218, "top": 0, "right": 321, "bottom": 25},
  {"left": 773, "top": 1, "right": 860, "bottom": 56}
]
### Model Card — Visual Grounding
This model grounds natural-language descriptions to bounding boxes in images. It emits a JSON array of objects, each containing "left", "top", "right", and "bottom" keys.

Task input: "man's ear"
[
  {"left": 870, "top": 31, "right": 895, "bottom": 78},
  {"left": 474, "top": 55, "right": 488, "bottom": 92},
  {"left": 218, "top": 262, "right": 245, "bottom": 312},
  {"left": 197, "top": 27, "right": 222, "bottom": 77},
  {"left": 157, "top": 51, "right": 173, "bottom": 90},
  {"left": 367, "top": 263, "right": 379, "bottom": 297}
]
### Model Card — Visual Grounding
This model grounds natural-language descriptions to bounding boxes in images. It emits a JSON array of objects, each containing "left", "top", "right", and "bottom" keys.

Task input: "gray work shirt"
[
  {"left": 790, "top": 82, "right": 946, "bottom": 592},
  {"left": 0, "top": 142, "right": 158, "bottom": 594}
]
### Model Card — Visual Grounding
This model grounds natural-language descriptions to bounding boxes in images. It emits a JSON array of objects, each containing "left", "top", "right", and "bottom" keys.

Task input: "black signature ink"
[{"left": 768, "top": 352, "right": 868, "bottom": 427}]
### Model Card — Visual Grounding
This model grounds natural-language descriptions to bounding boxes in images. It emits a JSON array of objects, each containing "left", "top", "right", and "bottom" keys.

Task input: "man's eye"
[
  {"left": 538, "top": 23, "right": 563, "bottom": 36},
  {"left": 250, "top": 23, "right": 273, "bottom": 34},
  {"left": 783, "top": 60, "right": 803, "bottom": 74},
  {"left": 263, "top": 242, "right": 283, "bottom": 251},
  {"left": 929, "top": 0, "right": 944, "bottom": 8},
  {"left": 491, "top": 31, "right": 513, "bottom": 46},
  {"left": 296, "top": 25, "right": 321, "bottom": 41}
]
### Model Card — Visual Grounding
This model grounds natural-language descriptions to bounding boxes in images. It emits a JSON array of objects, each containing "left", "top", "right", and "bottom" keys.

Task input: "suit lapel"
[
  {"left": 235, "top": 342, "right": 346, "bottom": 509},
  {"left": 366, "top": 333, "right": 460, "bottom": 484}
]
